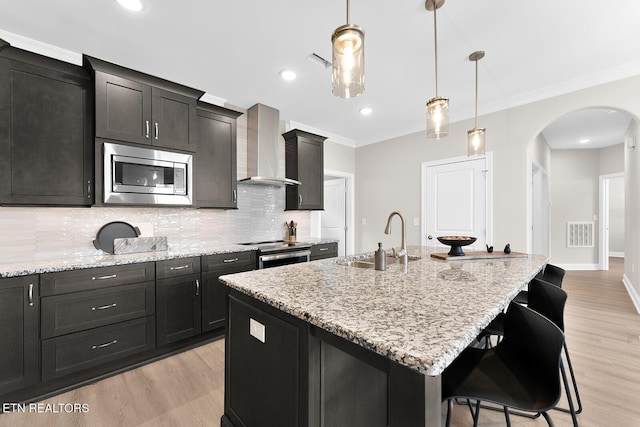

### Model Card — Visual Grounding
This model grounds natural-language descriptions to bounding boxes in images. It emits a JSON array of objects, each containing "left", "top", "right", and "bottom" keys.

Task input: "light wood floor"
[{"left": 1, "top": 258, "right": 638, "bottom": 427}]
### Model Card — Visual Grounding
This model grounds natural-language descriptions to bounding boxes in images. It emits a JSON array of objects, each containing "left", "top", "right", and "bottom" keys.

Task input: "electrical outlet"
[
  {"left": 249, "top": 318, "right": 265, "bottom": 343},
  {"left": 413, "top": 217, "right": 419, "bottom": 226},
  {"left": 362, "top": 218, "right": 367, "bottom": 226}
]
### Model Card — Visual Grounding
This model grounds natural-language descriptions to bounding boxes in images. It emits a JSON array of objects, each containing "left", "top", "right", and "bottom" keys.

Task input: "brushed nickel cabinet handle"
[
  {"left": 87, "top": 180, "right": 91, "bottom": 198},
  {"left": 169, "top": 265, "right": 190, "bottom": 271},
  {"left": 233, "top": 189, "right": 237, "bottom": 204},
  {"left": 92, "top": 303, "right": 117, "bottom": 311},
  {"left": 28, "top": 283, "right": 34, "bottom": 307},
  {"left": 195, "top": 279, "right": 200, "bottom": 296},
  {"left": 145, "top": 120, "right": 150, "bottom": 138},
  {"left": 155, "top": 122, "right": 159, "bottom": 140},
  {"left": 299, "top": 194, "right": 303, "bottom": 205},
  {"left": 92, "top": 274, "right": 117, "bottom": 281},
  {"left": 223, "top": 258, "right": 239, "bottom": 263},
  {"left": 92, "top": 340, "right": 117, "bottom": 350},
  {"left": 319, "top": 248, "right": 329, "bottom": 251}
]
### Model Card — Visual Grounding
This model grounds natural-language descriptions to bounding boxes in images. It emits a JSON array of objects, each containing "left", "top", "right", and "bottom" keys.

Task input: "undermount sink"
[{"left": 338, "top": 254, "right": 421, "bottom": 269}]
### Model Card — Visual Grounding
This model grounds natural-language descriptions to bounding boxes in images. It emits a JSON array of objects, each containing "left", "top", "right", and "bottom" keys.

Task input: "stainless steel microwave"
[{"left": 103, "top": 142, "right": 193, "bottom": 205}]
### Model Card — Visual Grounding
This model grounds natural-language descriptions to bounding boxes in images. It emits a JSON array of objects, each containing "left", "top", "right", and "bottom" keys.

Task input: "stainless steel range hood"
[{"left": 238, "top": 103, "right": 300, "bottom": 186}]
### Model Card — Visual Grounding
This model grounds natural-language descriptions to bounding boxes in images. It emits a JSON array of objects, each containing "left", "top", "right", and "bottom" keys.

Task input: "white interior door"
[
  {"left": 322, "top": 178, "right": 347, "bottom": 256},
  {"left": 422, "top": 157, "right": 489, "bottom": 252},
  {"left": 532, "top": 163, "right": 549, "bottom": 256}
]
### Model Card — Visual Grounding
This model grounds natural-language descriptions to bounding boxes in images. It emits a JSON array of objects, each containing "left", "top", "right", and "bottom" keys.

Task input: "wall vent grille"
[{"left": 567, "top": 221, "right": 594, "bottom": 248}]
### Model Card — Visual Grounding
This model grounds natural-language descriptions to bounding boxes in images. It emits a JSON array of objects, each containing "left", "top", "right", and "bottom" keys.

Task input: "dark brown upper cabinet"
[
  {"left": 283, "top": 129, "right": 327, "bottom": 210},
  {"left": 0, "top": 41, "right": 93, "bottom": 205},
  {"left": 196, "top": 102, "right": 243, "bottom": 208},
  {"left": 85, "top": 56, "right": 203, "bottom": 152}
]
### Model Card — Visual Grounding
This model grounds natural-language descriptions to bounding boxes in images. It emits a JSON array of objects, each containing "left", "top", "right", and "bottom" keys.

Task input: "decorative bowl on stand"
[{"left": 437, "top": 236, "right": 477, "bottom": 256}]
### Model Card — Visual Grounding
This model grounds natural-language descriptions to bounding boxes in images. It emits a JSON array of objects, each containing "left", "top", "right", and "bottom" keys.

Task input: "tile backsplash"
[{"left": 0, "top": 185, "right": 310, "bottom": 263}]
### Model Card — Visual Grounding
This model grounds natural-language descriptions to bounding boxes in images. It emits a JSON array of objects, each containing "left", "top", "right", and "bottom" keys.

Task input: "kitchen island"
[{"left": 219, "top": 246, "right": 548, "bottom": 427}]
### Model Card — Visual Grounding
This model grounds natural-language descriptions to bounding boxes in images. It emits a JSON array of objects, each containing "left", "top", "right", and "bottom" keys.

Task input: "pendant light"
[
  {"left": 332, "top": 0, "right": 365, "bottom": 98},
  {"left": 425, "top": 0, "right": 448, "bottom": 139},
  {"left": 467, "top": 51, "right": 486, "bottom": 156}
]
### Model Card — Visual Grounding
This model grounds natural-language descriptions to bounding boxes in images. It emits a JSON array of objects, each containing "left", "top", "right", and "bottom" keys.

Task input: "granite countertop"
[
  {"left": 219, "top": 245, "right": 548, "bottom": 376},
  {"left": 0, "top": 243, "right": 258, "bottom": 278}
]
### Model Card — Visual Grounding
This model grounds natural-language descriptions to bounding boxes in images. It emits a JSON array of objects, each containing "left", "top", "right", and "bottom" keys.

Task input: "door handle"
[
  {"left": 195, "top": 279, "right": 200, "bottom": 296},
  {"left": 145, "top": 120, "right": 150, "bottom": 138},
  {"left": 233, "top": 189, "right": 237, "bottom": 204},
  {"left": 428, "top": 235, "right": 433, "bottom": 240},
  {"left": 155, "top": 122, "right": 159, "bottom": 140},
  {"left": 299, "top": 194, "right": 303, "bottom": 206},
  {"left": 28, "top": 283, "right": 34, "bottom": 307}
]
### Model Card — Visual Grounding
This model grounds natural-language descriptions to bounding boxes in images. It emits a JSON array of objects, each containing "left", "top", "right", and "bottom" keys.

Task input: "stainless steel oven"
[
  {"left": 103, "top": 142, "right": 193, "bottom": 205},
  {"left": 238, "top": 240, "right": 311, "bottom": 269}
]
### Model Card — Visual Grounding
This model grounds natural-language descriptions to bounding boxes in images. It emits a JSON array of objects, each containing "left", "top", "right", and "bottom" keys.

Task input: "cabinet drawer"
[
  {"left": 156, "top": 257, "right": 201, "bottom": 279},
  {"left": 41, "top": 262, "right": 155, "bottom": 296},
  {"left": 202, "top": 251, "right": 256, "bottom": 272},
  {"left": 311, "top": 242, "right": 338, "bottom": 260},
  {"left": 41, "top": 316, "right": 155, "bottom": 381},
  {"left": 41, "top": 281, "right": 155, "bottom": 339}
]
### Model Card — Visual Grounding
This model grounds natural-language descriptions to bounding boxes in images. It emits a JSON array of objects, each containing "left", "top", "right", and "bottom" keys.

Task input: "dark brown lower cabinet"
[
  {"left": 201, "top": 251, "right": 256, "bottom": 332},
  {"left": 226, "top": 295, "right": 300, "bottom": 427},
  {"left": 0, "top": 275, "right": 39, "bottom": 395},
  {"left": 41, "top": 316, "right": 155, "bottom": 381},
  {"left": 156, "top": 273, "right": 202, "bottom": 345}
]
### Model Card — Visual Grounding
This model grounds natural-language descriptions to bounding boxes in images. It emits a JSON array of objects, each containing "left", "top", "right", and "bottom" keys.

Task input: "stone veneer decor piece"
[{"left": 113, "top": 236, "right": 168, "bottom": 255}]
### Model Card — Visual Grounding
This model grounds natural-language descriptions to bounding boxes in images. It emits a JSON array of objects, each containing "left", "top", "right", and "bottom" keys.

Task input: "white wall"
[
  {"left": 354, "top": 74, "right": 640, "bottom": 309},
  {"left": 549, "top": 149, "right": 600, "bottom": 264},
  {"left": 609, "top": 175, "right": 625, "bottom": 254},
  {"left": 624, "top": 120, "right": 640, "bottom": 311}
]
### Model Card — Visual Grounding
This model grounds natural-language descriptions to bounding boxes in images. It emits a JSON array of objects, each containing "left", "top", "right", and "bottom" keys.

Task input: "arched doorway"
[{"left": 529, "top": 107, "right": 634, "bottom": 270}]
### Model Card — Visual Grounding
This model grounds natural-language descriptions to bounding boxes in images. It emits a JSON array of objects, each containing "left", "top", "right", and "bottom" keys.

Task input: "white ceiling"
[
  {"left": 1, "top": 0, "right": 639, "bottom": 148},
  {"left": 542, "top": 108, "right": 632, "bottom": 150}
]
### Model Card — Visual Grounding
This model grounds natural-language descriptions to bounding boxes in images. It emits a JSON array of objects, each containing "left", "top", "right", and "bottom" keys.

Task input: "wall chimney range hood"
[{"left": 239, "top": 103, "right": 300, "bottom": 186}]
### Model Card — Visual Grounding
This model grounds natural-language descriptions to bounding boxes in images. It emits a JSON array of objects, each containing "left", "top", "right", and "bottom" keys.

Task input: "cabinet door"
[
  {"left": 0, "top": 276, "right": 39, "bottom": 395},
  {"left": 196, "top": 109, "right": 237, "bottom": 208},
  {"left": 151, "top": 87, "right": 196, "bottom": 152},
  {"left": 226, "top": 296, "right": 300, "bottom": 427},
  {"left": 202, "top": 262, "right": 255, "bottom": 332},
  {"left": 0, "top": 57, "right": 92, "bottom": 205},
  {"left": 156, "top": 273, "right": 201, "bottom": 345},
  {"left": 94, "top": 71, "right": 152, "bottom": 145},
  {"left": 297, "top": 136, "right": 324, "bottom": 210},
  {"left": 284, "top": 129, "right": 326, "bottom": 211}
]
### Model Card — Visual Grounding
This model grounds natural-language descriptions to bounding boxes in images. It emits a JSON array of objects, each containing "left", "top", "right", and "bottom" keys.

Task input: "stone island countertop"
[{"left": 219, "top": 245, "right": 548, "bottom": 376}]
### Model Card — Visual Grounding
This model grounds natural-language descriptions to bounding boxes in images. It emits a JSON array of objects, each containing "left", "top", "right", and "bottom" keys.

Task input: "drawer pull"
[
  {"left": 28, "top": 283, "right": 34, "bottom": 307},
  {"left": 223, "top": 258, "right": 239, "bottom": 263},
  {"left": 169, "top": 265, "right": 190, "bottom": 271},
  {"left": 319, "top": 248, "right": 329, "bottom": 251},
  {"left": 92, "top": 274, "right": 117, "bottom": 281},
  {"left": 195, "top": 279, "right": 200, "bottom": 296},
  {"left": 92, "top": 340, "right": 118, "bottom": 350},
  {"left": 92, "top": 303, "right": 117, "bottom": 311}
]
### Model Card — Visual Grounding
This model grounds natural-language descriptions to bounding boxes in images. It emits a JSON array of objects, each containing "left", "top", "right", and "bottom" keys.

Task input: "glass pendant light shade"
[
  {"left": 332, "top": 24, "right": 365, "bottom": 98},
  {"left": 467, "top": 127, "right": 486, "bottom": 156},
  {"left": 468, "top": 50, "right": 486, "bottom": 156},
  {"left": 425, "top": 0, "right": 448, "bottom": 139},
  {"left": 426, "top": 96, "right": 449, "bottom": 139}
]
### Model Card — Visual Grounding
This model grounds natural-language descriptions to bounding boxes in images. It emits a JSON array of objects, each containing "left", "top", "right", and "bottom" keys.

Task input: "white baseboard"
[
  {"left": 623, "top": 274, "right": 640, "bottom": 314},
  {"left": 609, "top": 251, "right": 625, "bottom": 258},
  {"left": 555, "top": 263, "right": 599, "bottom": 271}
]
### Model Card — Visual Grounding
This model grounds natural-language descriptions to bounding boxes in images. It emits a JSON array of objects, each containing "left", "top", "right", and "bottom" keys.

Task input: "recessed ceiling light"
[
  {"left": 360, "top": 107, "right": 372, "bottom": 116},
  {"left": 279, "top": 70, "right": 296, "bottom": 81},
  {"left": 117, "top": 0, "right": 144, "bottom": 11},
  {"left": 579, "top": 139, "right": 590, "bottom": 144}
]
